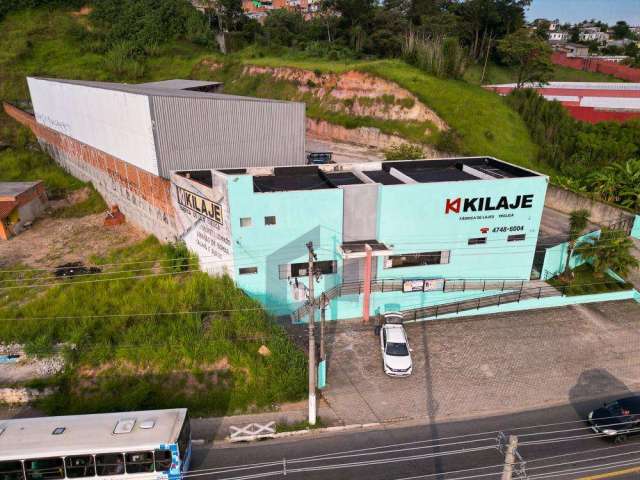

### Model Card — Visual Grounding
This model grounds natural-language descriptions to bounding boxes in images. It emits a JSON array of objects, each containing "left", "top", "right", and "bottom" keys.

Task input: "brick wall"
[
  {"left": 563, "top": 105, "right": 640, "bottom": 124},
  {"left": 3, "top": 102, "right": 179, "bottom": 241},
  {"left": 552, "top": 52, "right": 640, "bottom": 83}
]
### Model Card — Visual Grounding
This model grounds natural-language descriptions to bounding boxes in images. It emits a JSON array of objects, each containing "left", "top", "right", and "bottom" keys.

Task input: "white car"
[{"left": 379, "top": 314, "right": 413, "bottom": 377}]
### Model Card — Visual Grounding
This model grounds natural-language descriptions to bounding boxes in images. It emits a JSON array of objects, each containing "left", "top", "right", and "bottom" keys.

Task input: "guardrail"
[{"left": 290, "top": 277, "right": 529, "bottom": 322}]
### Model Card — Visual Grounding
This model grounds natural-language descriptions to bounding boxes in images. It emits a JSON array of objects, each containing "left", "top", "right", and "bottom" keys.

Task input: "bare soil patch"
[{"left": 0, "top": 212, "right": 145, "bottom": 269}]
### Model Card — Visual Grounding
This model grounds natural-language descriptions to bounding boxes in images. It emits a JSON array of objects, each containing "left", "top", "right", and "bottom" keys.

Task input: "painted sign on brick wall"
[{"left": 171, "top": 172, "right": 235, "bottom": 277}]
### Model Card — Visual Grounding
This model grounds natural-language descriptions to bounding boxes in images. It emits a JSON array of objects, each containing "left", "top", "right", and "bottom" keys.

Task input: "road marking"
[{"left": 578, "top": 465, "right": 640, "bottom": 480}]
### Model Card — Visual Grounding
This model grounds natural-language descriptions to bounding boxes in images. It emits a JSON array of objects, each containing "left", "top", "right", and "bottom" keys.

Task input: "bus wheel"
[{"left": 615, "top": 434, "right": 628, "bottom": 444}]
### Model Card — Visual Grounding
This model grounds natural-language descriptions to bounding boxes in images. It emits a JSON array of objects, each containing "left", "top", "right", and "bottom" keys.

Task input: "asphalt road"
[{"left": 191, "top": 396, "right": 640, "bottom": 480}]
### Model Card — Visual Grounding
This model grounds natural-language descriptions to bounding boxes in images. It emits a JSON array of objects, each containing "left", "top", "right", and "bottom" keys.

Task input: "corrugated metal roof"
[
  {"left": 138, "top": 79, "right": 222, "bottom": 90},
  {"left": 151, "top": 94, "right": 306, "bottom": 176},
  {"left": 33, "top": 77, "right": 298, "bottom": 104},
  {"left": 0, "top": 181, "right": 41, "bottom": 198},
  {"left": 487, "top": 81, "right": 640, "bottom": 91}
]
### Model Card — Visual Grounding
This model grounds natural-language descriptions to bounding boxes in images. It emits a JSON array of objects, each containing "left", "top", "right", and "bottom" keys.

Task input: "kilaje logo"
[
  {"left": 445, "top": 194, "right": 534, "bottom": 214},
  {"left": 176, "top": 185, "right": 224, "bottom": 225}
]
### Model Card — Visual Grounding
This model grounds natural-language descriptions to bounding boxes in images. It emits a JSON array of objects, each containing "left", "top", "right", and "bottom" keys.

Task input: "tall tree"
[
  {"left": 497, "top": 28, "right": 553, "bottom": 87},
  {"left": 562, "top": 209, "right": 591, "bottom": 281},
  {"left": 574, "top": 228, "right": 639, "bottom": 279}
]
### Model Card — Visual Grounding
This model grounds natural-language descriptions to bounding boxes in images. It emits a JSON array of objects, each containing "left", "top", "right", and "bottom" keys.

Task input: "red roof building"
[
  {"left": 486, "top": 82, "right": 640, "bottom": 124},
  {"left": 0, "top": 181, "right": 47, "bottom": 240}
]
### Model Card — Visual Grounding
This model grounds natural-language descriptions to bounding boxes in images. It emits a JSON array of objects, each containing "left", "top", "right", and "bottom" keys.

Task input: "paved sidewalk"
[
  {"left": 320, "top": 300, "right": 640, "bottom": 426},
  {"left": 191, "top": 400, "right": 341, "bottom": 442}
]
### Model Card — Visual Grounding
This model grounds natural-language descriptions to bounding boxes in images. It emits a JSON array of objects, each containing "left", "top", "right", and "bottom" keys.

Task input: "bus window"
[
  {"left": 124, "top": 453, "right": 153, "bottom": 474},
  {"left": 24, "top": 458, "right": 64, "bottom": 480},
  {"left": 64, "top": 456, "right": 95, "bottom": 478},
  {"left": 95, "top": 454, "right": 124, "bottom": 476},
  {"left": 153, "top": 451, "right": 172, "bottom": 472},
  {"left": 0, "top": 461, "right": 24, "bottom": 480}
]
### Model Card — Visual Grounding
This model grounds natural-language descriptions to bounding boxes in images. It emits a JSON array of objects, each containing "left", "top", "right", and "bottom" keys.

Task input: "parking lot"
[{"left": 320, "top": 299, "right": 640, "bottom": 425}]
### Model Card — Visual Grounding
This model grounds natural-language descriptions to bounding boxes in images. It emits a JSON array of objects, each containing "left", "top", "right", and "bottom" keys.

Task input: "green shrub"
[
  {"left": 384, "top": 143, "right": 424, "bottom": 160},
  {"left": 52, "top": 183, "right": 107, "bottom": 218}
]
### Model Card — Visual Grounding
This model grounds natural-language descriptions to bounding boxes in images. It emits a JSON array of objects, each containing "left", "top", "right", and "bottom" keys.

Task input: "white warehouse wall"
[{"left": 27, "top": 78, "right": 159, "bottom": 176}]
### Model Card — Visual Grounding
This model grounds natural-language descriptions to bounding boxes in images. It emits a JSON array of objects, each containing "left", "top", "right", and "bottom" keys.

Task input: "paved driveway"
[{"left": 321, "top": 300, "right": 640, "bottom": 425}]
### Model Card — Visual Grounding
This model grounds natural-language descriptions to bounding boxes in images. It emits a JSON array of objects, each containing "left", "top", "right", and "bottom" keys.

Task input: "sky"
[{"left": 525, "top": 0, "right": 640, "bottom": 26}]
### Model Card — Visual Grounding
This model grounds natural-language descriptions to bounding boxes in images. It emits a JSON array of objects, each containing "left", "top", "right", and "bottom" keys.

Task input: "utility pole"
[
  {"left": 306, "top": 241, "right": 317, "bottom": 426},
  {"left": 320, "top": 293, "right": 327, "bottom": 361},
  {"left": 501, "top": 435, "right": 518, "bottom": 480}
]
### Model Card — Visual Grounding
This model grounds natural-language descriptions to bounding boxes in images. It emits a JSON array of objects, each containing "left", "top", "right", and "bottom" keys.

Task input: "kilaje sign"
[
  {"left": 444, "top": 194, "right": 534, "bottom": 214},
  {"left": 176, "top": 185, "right": 224, "bottom": 225}
]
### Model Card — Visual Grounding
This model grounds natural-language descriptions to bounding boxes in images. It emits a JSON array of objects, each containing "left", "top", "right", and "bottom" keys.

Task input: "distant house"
[
  {"left": 0, "top": 181, "right": 47, "bottom": 240},
  {"left": 554, "top": 43, "right": 590, "bottom": 57},
  {"left": 579, "top": 27, "right": 609, "bottom": 44},
  {"left": 549, "top": 31, "right": 569, "bottom": 43}
]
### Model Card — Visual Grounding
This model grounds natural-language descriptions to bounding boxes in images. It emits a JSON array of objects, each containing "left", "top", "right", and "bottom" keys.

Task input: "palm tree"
[
  {"left": 562, "top": 209, "right": 591, "bottom": 281},
  {"left": 574, "top": 228, "right": 639, "bottom": 278}
]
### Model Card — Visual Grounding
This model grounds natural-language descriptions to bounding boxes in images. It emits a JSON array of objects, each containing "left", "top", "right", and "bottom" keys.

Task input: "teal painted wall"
[
  {"left": 226, "top": 175, "right": 343, "bottom": 315},
  {"left": 376, "top": 176, "right": 548, "bottom": 280},
  {"left": 541, "top": 230, "right": 601, "bottom": 280},
  {"left": 632, "top": 215, "right": 640, "bottom": 240},
  {"left": 420, "top": 288, "right": 638, "bottom": 320},
  {"left": 324, "top": 288, "right": 511, "bottom": 322},
  {"left": 225, "top": 171, "right": 549, "bottom": 320}
]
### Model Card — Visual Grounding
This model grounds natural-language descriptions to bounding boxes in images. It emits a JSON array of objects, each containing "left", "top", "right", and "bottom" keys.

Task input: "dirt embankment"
[{"left": 244, "top": 66, "right": 447, "bottom": 130}]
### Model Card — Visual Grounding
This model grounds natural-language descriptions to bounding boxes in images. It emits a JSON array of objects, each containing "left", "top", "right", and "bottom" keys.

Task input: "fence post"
[
  {"left": 497, "top": 295, "right": 501, "bottom": 307},
  {"left": 443, "top": 279, "right": 446, "bottom": 292},
  {"left": 463, "top": 279, "right": 466, "bottom": 292},
  {"left": 538, "top": 287, "right": 542, "bottom": 299},
  {"left": 435, "top": 305, "right": 439, "bottom": 318},
  {"left": 456, "top": 302, "right": 460, "bottom": 314},
  {"left": 517, "top": 288, "right": 522, "bottom": 303},
  {"left": 477, "top": 298, "right": 481, "bottom": 310},
  {"left": 502, "top": 280, "right": 505, "bottom": 291},
  {"left": 483, "top": 280, "right": 486, "bottom": 292}
]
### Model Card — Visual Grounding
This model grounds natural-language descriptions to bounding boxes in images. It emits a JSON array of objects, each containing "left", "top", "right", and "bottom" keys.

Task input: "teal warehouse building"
[{"left": 170, "top": 157, "right": 549, "bottom": 322}]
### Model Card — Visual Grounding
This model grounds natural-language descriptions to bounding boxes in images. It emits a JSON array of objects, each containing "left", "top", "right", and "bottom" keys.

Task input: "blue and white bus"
[{"left": 0, "top": 409, "right": 191, "bottom": 480}]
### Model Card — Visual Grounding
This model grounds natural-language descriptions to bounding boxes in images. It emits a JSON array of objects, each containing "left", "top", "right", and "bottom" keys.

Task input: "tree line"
[{"left": 507, "top": 89, "right": 640, "bottom": 212}]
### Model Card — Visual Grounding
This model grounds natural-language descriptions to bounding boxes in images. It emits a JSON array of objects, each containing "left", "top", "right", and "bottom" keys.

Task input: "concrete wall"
[
  {"left": 27, "top": 78, "right": 159, "bottom": 176},
  {"left": 4, "top": 103, "right": 178, "bottom": 242},
  {"left": 376, "top": 176, "right": 549, "bottom": 280},
  {"left": 14, "top": 196, "right": 47, "bottom": 234},
  {"left": 551, "top": 52, "right": 640, "bottom": 83},
  {"left": 226, "top": 174, "right": 344, "bottom": 315},
  {"left": 342, "top": 183, "right": 378, "bottom": 241},
  {"left": 422, "top": 288, "right": 638, "bottom": 321},
  {"left": 544, "top": 184, "right": 635, "bottom": 228},
  {"left": 170, "top": 172, "right": 235, "bottom": 276},
  {"left": 541, "top": 230, "right": 601, "bottom": 280},
  {"left": 632, "top": 216, "right": 640, "bottom": 240}
]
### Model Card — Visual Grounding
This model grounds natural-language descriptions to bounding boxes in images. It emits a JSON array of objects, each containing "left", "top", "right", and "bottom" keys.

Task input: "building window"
[
  {"left": 468, "top": 237, "right": 487, "bottom": 245},
  {"left": 154, "top": 451, "right": 172, "bottom": 472},
  {"left": 384, "top": 251, "right": 450, "bottom": 269},
  {"left": 240, "top": 217, "right": 252, "bottom": 227},
  {"left": 264, "top": 216, "right": 277, "bottom": 226},
  {"left": 281, "top": 260, "right": 337, "bottom": 279},
  {"left": 95, "top": 454, "right": 125, "bottom": 476},
  {"left": 65, "top": 456, "right": 96, "bottom": 478},
  {"left": 508, "top": 234, "right": 526, "bottom": 242},
  {"left": 239, "top": 267, "right": 258, "bottom": 275}
]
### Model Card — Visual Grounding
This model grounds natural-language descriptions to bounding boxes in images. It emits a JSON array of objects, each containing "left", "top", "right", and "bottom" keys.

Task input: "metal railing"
[
  {"left": 290, "top": 277, "right": 529, "bottom": 322},
  {"left": 402, "top": 284, "right": 564, "bottom": 322}
]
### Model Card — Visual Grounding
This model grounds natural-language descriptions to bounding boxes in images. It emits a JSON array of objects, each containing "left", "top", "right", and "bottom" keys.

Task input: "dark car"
[
  {"left": 588, "top": 396, "right": 640, "bottom": 443},
  {"left": 306, "top": 152, "right": 333, "bottom": 165}
]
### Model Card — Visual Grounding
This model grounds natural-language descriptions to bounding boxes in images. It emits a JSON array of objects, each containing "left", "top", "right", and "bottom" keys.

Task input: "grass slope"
[
  {"left": 0, "top": 237, "right": 307, "bottom": 415},
  {"left": 223, "top": 54, "right": 546, "bottom": 173},
  {"left": 464, "top": 61, "right": 624, "bottom": 86},
  {"left": 0, "top": 8, "right": 212, "bottom": 196}
]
